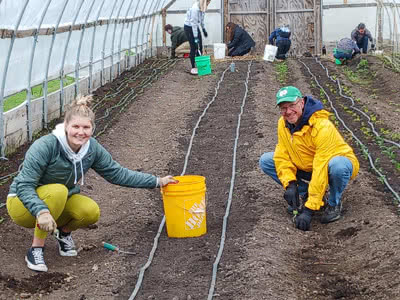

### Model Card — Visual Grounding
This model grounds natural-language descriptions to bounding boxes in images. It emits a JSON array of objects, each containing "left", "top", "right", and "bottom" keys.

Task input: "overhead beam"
[{"left": 323, "top": 2, "right": 400, "bottom": 9}]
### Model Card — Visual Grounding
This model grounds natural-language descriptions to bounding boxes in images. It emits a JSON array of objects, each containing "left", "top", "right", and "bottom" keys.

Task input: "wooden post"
[
  {"left": 377, "top": 3, "right": 383, "bottom": 49},
  {"left": 162, "top": 8, "right": 166, "bottom": 46},
  {"left": 314, "top": 0, "right": 322, "bottom": 55},
  {"left": 224, "top": 0, "right": 229, "bottom": 43}
]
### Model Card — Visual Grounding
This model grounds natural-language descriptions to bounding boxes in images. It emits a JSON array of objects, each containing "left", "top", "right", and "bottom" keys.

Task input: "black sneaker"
[
  {"left": 25, "top": 247, "right": 48, "bottom": 272},
  {"left": 321, "top": 203, "right": 342, "bottom": 224},
  {"left": 55, "top": 230, "right": 78, "bottom": 257}
]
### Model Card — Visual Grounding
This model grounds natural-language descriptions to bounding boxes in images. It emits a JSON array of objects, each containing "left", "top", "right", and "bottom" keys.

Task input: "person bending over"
[
  {"left": 226, "top": 22, "right": 255, "bottom": 57},
  {"left": 7, "top": 96, "right": 177, "bottom": 272},
  {"left": 259, "top": 86, "right": 359, "bottom": 231},
  {"left": 351, "top": 23, "right": 374, "bottom": 54},
  {"left": 165, "top": 24, "right": 190, "bottom": 58},
  {"left": 269, "top": 25, "right": 291, "bottom": 60},
  {"left": 334, "top": 37, "right": 360, "bottom": 63},
  {"left": 183, "top": 0, "right": 211, "bottom": 75}
]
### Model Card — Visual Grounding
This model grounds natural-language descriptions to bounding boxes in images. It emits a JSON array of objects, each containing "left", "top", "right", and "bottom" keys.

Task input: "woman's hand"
[
  {"left": 159, "top": 176, "right": 179, "bottom": 187},
  {"left": 37, "top": 211, "right": 57, "bottom": 233}
]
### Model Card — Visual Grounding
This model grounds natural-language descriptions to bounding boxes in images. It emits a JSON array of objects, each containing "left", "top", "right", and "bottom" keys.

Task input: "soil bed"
[{"left": 1, "top": 56, "right": 400, "bottom": 300}]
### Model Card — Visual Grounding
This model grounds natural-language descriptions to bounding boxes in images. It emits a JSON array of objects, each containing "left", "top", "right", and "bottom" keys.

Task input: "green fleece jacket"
[
  {"left": 8, "top": 133, "right": 157, "bottom": 217},
  {"left": 171, "top": 26, "right": 188, "bottom": 57}
]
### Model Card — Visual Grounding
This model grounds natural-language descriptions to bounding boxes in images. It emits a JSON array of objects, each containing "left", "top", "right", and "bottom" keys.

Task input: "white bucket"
[
  {"left": 263, "top": 45, "right": 278, "bottom": 62},
  {"left": 213, "top": 43, "right": 226, "bottom": 60}
]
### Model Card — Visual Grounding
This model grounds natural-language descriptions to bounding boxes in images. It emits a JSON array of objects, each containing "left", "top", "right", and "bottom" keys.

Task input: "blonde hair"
[{"left": 64, "top": 95, "right": 95, "bottom": 126}]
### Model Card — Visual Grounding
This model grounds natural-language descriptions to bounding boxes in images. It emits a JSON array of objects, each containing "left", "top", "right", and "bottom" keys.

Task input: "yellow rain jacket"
[{"left": 274, "top": 98, "right": 359, "bottom": 211}]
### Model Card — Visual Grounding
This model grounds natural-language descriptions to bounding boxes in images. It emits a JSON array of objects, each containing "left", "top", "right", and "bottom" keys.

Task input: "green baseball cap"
[{"left": 276, "top": 86, "right": 303, "bottom": 105}]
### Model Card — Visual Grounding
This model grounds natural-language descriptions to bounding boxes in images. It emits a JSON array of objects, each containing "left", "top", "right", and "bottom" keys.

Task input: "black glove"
[
  {"left": 203, "top": 28, "right": 208, "bottom": 38},
  {"left": 295, "top": 207, "right": 313, "bottom": 231},
  {"left": 371, "top": 43, "right": 375, "bottom": 50},
  {"left": 283, "top": 181, "right": 299, "bottom": 209}
]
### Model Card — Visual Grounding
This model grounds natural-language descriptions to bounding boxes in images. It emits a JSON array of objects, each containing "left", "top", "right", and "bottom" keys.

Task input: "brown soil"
[{"left": 1, "top": 55, "right": 400, "bottom": 300}]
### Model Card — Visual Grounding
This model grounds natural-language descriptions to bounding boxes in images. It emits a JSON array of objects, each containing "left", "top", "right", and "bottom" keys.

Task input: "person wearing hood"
[
  {"left": 351, "top": 23, "right": 374, "bottom": 54},
  {"left": 6, "top": 96, "right": 177, "bottom": 272},
  {"left": 184, "top": 0, "right": 211, "bottom": 75},
  {"left": 259, "top": 86, "right": 359, "bottom": 231},
  {"left": 269, "top": 25, "right": 292, "bottom": 60},
  {"left": 226, "top": 22, "right": 255, "bottom": 57},
  {"left": 165, "top": 24, "right": 190, "bottom": 58}
]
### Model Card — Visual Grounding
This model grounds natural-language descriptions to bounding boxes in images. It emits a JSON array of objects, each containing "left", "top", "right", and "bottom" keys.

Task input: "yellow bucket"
[{"left": 161, "top": 175, "right": 207, "bottom": 238}]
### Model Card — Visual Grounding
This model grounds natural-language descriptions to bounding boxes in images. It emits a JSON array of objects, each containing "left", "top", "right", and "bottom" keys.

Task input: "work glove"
[
  {"left": 202, "top": 28, "right": 208, "bottom": 38},
  {"left": 159, "top": 175, "right": 178, "bottom": 187},
  {"left": 283, "top": 181, "right": 299, "bottom": 210},
  {"left": 371, "top": 43, "right": 375, "bottom": 50},
  {"left": 37, "top": 211, "right": 57, "bottom": 233},
  {"left": 295, "top": 207, "right": 313, "bottom": 231},
  {"left": 194, "top": 38, "right": 199, "bottom": 45}
]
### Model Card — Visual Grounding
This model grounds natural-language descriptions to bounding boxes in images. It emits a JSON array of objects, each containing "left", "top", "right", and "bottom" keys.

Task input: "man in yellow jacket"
[{"left": 259, "top": 86, "right": 359, "bottom": 231}]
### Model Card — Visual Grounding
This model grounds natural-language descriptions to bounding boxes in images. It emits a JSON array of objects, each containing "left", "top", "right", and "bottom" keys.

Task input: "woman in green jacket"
[{"left": 6, "top": 96, "right": 177, "bottom": 272}]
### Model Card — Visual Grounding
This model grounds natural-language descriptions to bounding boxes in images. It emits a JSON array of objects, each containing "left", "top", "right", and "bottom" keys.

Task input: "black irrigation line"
[
  {"left": 128, "top": 61, "right": 253, "bottom": 300},
  {"left": 93, "top": 59, "right": 177, "bottom": 138},
  {"left": 0, "top": 59, "right": 177, "bottom": 196},
  {"left": 314, "top": 57, "right": 400, "bottom": 149},
  {"left": 91, "top": 59, "right": 171, "bottom": 112},
  {"left": 299, "top": 59, "right": 400, "bottom": 205}
]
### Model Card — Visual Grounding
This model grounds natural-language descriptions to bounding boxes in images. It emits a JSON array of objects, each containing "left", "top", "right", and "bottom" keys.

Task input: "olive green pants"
[{"left": 7, "top": 184, "right": 100, "bottom": 239}]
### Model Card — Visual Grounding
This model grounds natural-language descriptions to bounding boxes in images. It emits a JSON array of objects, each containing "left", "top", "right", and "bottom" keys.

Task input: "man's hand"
[
  {"left": 159, "top": 176, "right": 178, "bottom": 187},
  {"left": 202, "top": 28, "right": 208, "bottom": 38},
  {"left": 295, "top": 207, "right": 312, "bottom": 231},
  {"left": 37, "top": 211, "right": 57, "bottom": 233},
  {"left": 371, "top": 43, "right": 375, "bottom": 50},
  {"left": 283, "top": 181, "right": 299, "bottom": 209}
]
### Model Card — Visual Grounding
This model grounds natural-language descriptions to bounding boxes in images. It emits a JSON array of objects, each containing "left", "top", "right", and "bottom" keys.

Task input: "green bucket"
[{"left": 195, "top": 55, "right": 212, "bottom": 76}]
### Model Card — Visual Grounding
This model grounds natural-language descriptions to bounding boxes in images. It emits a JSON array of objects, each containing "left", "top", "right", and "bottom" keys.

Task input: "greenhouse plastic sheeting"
[{"left": 0, "top": 0, "right": 162, "bottom": 97}]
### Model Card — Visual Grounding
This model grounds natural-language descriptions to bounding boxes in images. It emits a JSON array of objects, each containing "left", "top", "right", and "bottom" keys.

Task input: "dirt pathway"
[{"left": 1, "top": 57, "right": 400, "bottom": 300}]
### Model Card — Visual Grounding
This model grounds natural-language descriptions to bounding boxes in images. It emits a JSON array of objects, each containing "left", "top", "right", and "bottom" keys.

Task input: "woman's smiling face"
[{"left": 65, "top": 116, "right": 93, "bottom": 152}]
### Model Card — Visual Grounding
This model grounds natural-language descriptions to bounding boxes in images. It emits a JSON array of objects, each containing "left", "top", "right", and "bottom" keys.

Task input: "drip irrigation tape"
[
  {"left": 314, "top": 57, "right": 400, "bottom": 149},
  {"left": 299, "top": 59, "right": 400, "bottom": 204},
  {"left": 208, "top": 61, "right": 253, "bottom": 300},
  {"left": 94, "top": 60, "right": 177, "bottom": 138},
  {"left": 0, "top": 60, "right": 177, "bottom": 188},
  {"left": 129, "top": 64, "right": 231, "bottom": 300}
]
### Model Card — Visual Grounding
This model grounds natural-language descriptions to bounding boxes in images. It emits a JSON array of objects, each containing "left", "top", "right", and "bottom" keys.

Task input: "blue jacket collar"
[{"left": 285, "top": 96, "right": 324, "bottom": 134}]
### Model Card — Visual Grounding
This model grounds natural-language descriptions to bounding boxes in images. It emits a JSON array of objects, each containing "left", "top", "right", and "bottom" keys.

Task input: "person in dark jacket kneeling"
[
  {"left": 226, "top": 22, "right": 255, "bottom": 57},
  {"left": 165, "top": 24, "right": 190, "bottom": 58},
  {"left": 6, "top": 95, "right": 177, "bottom": 272},
  {"left": 269, "top": 25, "right": 291, "bottom": 60}
]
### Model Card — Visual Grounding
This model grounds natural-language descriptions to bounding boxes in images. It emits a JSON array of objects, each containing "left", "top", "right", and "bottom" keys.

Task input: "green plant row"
[{"left": 3, "top": 76, "right": 75, "bottom": 112}]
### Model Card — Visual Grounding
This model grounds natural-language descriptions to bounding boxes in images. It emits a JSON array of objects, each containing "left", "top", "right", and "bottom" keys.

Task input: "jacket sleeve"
[
  {"left": 269, "top": 30, "right": 277, "bottom": 45},
  {"left": 171, "top": 34, "right": 178, "bottom": 50},
  {"left": 305, "top": 119, "right": 341, "bottom": 211},
  {"left": 200, "top": 11, "right": 205, "bottom": 29},
  {"left": 228, "top": 28, "right": 242, "bottom": 49},
  {"left": 14, "top": 138, "right": 52, "bottom": 217},
  {"left": 91, "top": 141, "right": 157, "bottom": 189},
  {"left": 351, "top": 29, "right": 357, "bottom": 41},
  {"left": 353, "top": 40, "right": 360, "bottom": 52},
  {"left": 171, "top": 35, "right": 177, "bottom": 57},
  {"left": 366, "top": 29, "right": 373, "bottom": 41},
  {"left": 190, "top": 8, "right": 201, "bottom": 38},
  {"left": 273, "top": 122, "right": 297, "bottom": 188}
]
